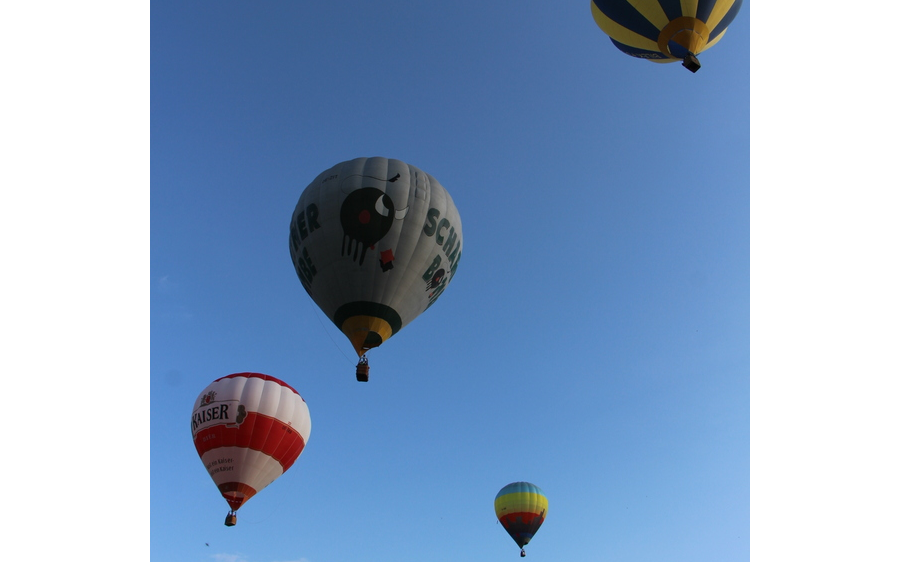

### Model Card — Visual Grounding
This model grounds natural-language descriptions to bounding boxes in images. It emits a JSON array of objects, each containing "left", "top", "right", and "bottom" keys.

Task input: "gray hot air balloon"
[{"left": 289, "top": 157, "right": 463, "bottom": 381}]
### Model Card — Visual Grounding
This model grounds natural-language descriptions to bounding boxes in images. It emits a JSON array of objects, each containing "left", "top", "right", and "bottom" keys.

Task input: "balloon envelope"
[
  {"left": 495, "top": 482, "right": 548, "bottom": 550},
  {"left": 590, "top": 0, "right": 743, "bottom": 69},
  {"left": 289, "top": 157, "right": 463, "bottom": 358},
  {"left": 191, "top": 373, "right": 311, "bottom": 514}
]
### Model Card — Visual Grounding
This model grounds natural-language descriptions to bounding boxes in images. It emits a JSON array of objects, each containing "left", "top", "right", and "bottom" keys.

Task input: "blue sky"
[{"left": 149, "top": 2, "right": 749, "bottom": 560}]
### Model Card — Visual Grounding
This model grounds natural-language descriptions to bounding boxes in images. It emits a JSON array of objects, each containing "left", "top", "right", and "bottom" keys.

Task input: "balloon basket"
[
  {"left": 682, "top": 53, "right": 700, "bottom": 73},
  {"left": 224, "top": 512, "right": 237, "bottom": 527},
  {"left": 356, "top": 357, "right": 369, "bottom": 382}
]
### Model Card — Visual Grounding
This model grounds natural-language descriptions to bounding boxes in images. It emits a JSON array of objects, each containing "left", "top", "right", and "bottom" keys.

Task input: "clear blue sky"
[{"left": 150, "top": 2, "right": 748, "bottom": 561}]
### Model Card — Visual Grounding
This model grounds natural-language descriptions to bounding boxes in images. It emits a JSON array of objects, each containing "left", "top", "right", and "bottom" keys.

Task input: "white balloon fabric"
[
  {"left": 191, "top": 373, "right": 312, "bottom": 516},
  {"left": 290, "top": 157, "right": 463, "bottom": 358}
]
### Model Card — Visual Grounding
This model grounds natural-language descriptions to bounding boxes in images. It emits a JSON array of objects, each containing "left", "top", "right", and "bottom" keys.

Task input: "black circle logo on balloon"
[{"left": 340, "top": 187, "right": 396, "bottom": 265}]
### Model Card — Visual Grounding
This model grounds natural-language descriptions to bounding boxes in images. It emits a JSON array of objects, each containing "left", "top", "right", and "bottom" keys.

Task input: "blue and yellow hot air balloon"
[
  {"left": 590, "top": 0, "right": 743, "bottom": 72},
  {"left": 494, "top": 482, "right": 548, "bottom": 557}
]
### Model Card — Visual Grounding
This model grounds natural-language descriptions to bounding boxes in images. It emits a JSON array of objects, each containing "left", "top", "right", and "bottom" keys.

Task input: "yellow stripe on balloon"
[
  {"left": 341, "top": 315, "right": 394, "bottom": 356},
  {"left": 591, "top": 2, "right": 662, "bottom": 52}
]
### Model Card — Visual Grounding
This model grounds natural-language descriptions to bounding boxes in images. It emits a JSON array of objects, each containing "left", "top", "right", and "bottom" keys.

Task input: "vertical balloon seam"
[
  {"left": 300, "top": 169, "right": 344, "bottom": 330},
  {"left": 380, "top": 165, "right": 435, "bottom": 324},
  {"left": 357, "top": 157, "right": 385, "bottom": 307},
  {"left": 232, "top": 376, "right": 257, "bottom": 510},
  {"left": 258, "top": 380, "right": 301, "bottom": 488},
  {"left": 241, "top": 376, "right": 272, "bottom": 508},
  {"left": 334, "top": 159, "right": 380, "bottom": 352},
  {"left": 368, "top": 158, "right": 406, "bottom": 324},
  {"left": 380, "top": 164, "right": 436, "bottom": 322},
  {"left": 325, "top": 166, "right": 360, "bottom": 348},
  {"left": 260, "top": 384, "right": 291, "bottom": 495}
]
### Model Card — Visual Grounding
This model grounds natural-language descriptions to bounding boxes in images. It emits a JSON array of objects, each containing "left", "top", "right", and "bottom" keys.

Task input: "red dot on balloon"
[{"left": 359, "top": 210, "right": 370, "bottom": 224}]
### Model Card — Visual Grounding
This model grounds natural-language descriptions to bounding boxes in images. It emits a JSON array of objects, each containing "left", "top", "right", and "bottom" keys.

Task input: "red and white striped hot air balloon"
[{"left": 191, "top": 372, "right": 311, "bottom": 526}]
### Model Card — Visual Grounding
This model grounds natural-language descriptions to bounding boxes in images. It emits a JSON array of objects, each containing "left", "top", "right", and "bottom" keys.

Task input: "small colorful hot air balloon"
[
  {"left": 495, "top": 482, "right": 548, "bottom": 557},
  {"left": 289, "top": 157, "right": 463, "bottom": 381},
  {"left": 191, "top": 372, "right": 311, "bottom": 526},
  {"left": 590, "top": 0, "right": 743, "bottom": 72}
]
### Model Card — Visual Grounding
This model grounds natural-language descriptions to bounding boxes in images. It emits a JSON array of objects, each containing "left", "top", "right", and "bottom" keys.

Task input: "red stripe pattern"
[{"left": 193, "top": 411, "right": 307, "bottom": 471}]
